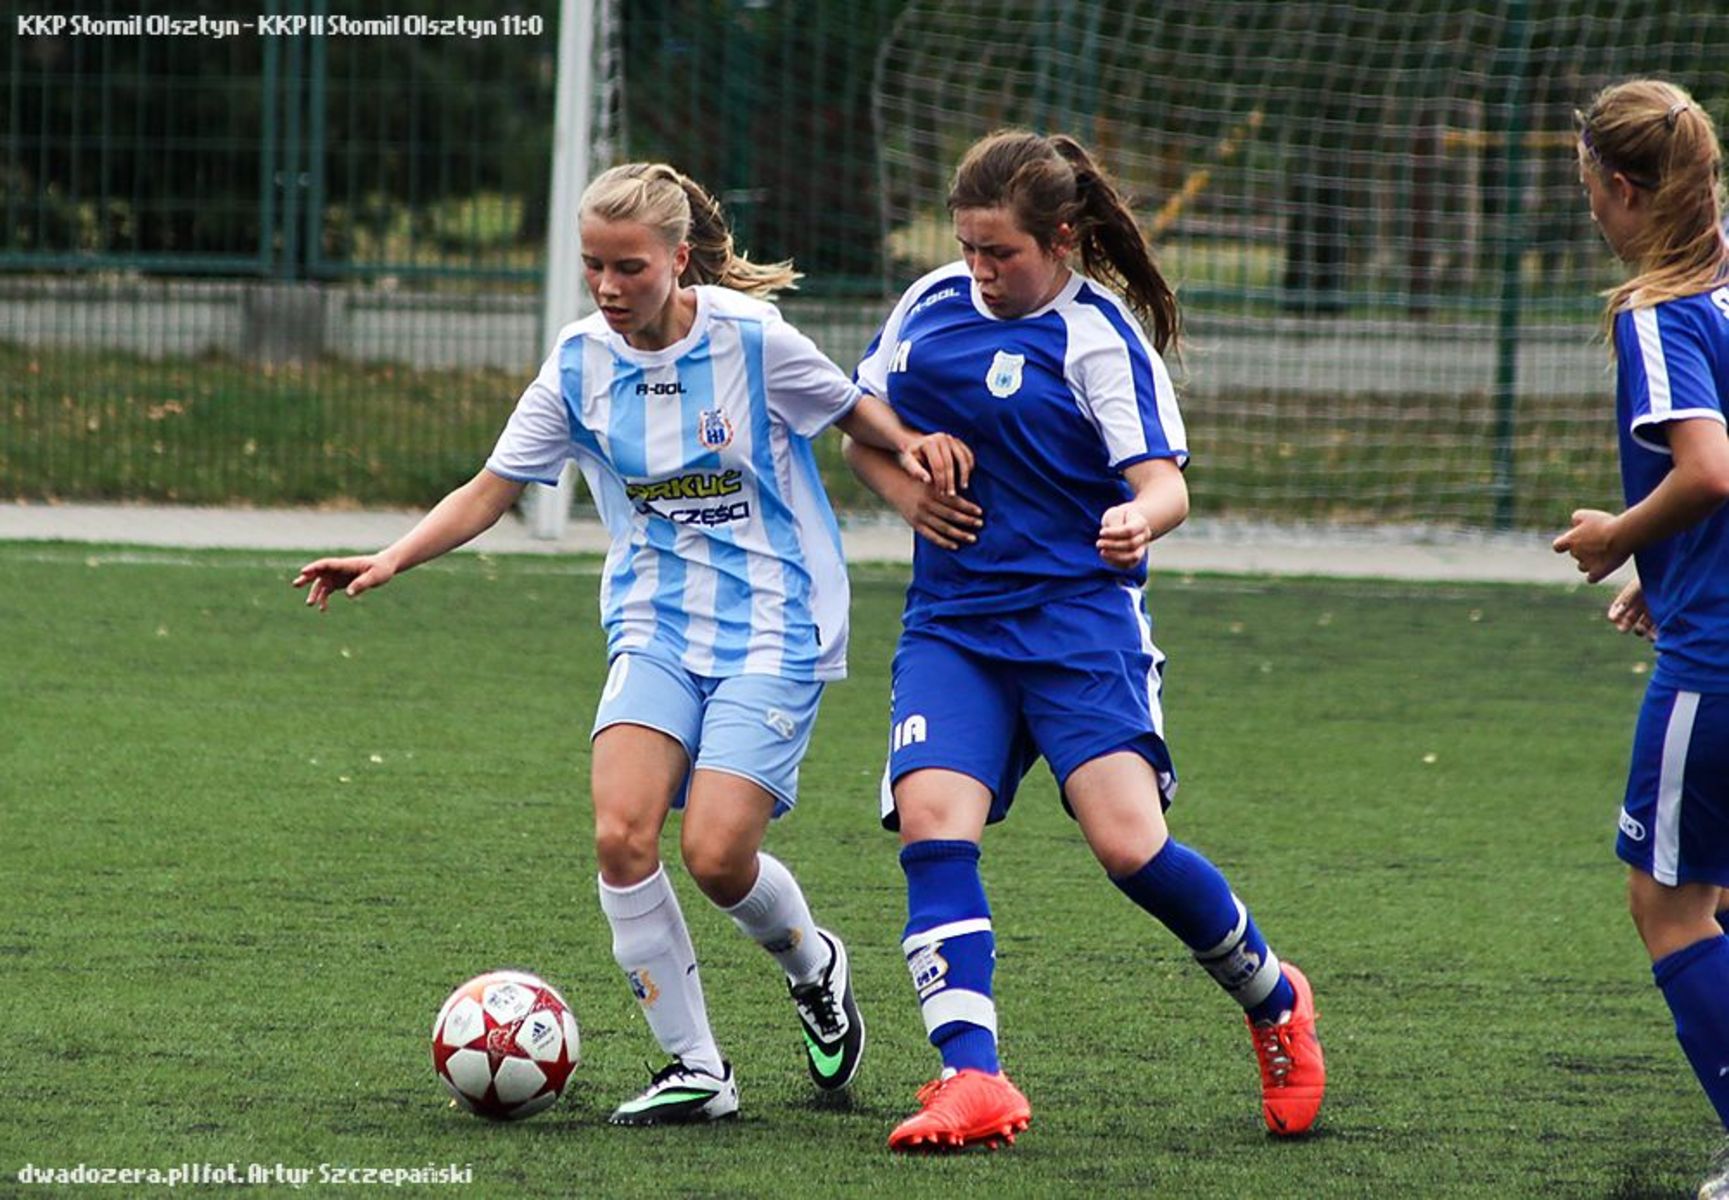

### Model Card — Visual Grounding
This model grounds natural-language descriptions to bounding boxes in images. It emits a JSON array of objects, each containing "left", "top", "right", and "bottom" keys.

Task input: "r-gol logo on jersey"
[{"left": 986, "top": 350, "right": 1025, "bottom": 398}]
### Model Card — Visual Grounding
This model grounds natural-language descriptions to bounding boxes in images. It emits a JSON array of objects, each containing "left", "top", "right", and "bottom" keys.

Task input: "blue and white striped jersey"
[
  {"left": 1614, "top": 287, "right": 1729, "bottom": 691},
  {"left": 857, "top": 262, "right": 1187, "bottom": 622},
  {"left": 488, "top": 286, "right": 860, "bottom": 681}
]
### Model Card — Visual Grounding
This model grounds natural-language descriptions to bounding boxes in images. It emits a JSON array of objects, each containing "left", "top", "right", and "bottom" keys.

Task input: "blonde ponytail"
[{"left": 580, "top": 162, "right": 799, "bottom": 299}]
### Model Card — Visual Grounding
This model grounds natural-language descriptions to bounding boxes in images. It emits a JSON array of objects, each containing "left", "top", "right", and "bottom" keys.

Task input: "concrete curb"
[{"left": 0, "top": 501, "right": 1609, "bottom": 586}]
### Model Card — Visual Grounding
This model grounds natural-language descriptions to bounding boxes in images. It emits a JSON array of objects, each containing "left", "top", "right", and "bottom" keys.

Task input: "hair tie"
[{"left": 1666, "top": 101, "right": 1688, "bottom": 129}]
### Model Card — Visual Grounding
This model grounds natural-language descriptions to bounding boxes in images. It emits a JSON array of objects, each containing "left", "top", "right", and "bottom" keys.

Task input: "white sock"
[
  {"left": 722, "top": 852, "right": 828, "bottom": 985},
  {"left": 598, "top": 867, "right": 724, "bottom": 1076}
]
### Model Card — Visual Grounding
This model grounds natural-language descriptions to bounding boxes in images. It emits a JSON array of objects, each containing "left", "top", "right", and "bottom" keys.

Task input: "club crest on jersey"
[
  {"left": 986, "top": 350, "right": 1025, "bottom": 398},
  {"left": 697, "top": 408, "right": 734, "bottom": 450}
]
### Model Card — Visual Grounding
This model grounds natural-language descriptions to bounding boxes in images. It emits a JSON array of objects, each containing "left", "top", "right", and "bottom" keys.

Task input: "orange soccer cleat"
[
  {"left": 1247, "top": 961, "right": 1325, "bottom": 1136},
  {"left": 887, "top": 1068, "right": 1031, "bottom": 1152}
]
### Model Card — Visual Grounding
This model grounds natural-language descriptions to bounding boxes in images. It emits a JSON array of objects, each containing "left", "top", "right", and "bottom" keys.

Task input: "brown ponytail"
[
  {"left": 948, "top": 129, "right": 1180, "bottom": 355},
  {"left": 581, "top": 162, "right": 800, "bottom": 299}
]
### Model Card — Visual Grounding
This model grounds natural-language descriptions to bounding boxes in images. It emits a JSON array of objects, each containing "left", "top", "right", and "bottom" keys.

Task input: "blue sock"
[
  {"left": 901, "top": 839, "right": 999, "bottom": 1074},
  {"left": 1653, "top": 935, "right": 1729, "bottom": 1128},
  {"left": 1112, "top": 838, "right": 1296, "bottom": 1024}
]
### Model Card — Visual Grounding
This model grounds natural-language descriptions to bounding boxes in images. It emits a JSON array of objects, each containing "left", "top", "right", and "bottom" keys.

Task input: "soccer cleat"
[
  {"left": 887, "top": 1069, "right": 1031, "bottom": 1152},
  {"left": 608, "top": 1058, "right": 738, "bottom": 1126},
  {"left": 789, "top": 929, "right": 866, "bottom": 1091},
  {"left": 1700, "top": 1137, "right": 1729, "bottom": 1200},
  {"left": 1247, "top": 961, "right": 1325, "bottom": 1136}
]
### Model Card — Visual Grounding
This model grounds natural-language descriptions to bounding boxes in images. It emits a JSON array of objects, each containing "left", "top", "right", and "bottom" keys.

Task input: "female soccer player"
[
  {"left": 845, "top": 130, "right": 1325, "bottom": 1151},
  {"left": 295, "top": 162, "right": 966, "bottom": 1126},
  {"left": 1555, "top": 79, "right": 1729, "bottom": 1199}
]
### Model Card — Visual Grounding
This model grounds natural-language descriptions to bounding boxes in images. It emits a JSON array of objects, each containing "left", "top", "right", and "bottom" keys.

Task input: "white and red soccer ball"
[{"left": 431, "top": 970, "right": 580, "bottom": 1120}]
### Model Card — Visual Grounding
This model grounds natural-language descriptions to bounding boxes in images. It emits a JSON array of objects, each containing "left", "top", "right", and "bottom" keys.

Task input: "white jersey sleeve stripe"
[
  {"left": 1071, "top": 287, "right": 1187, "bottom": 468},
  {"left": 1633, "top": 307, "right": 1673, "bottom": 418}
]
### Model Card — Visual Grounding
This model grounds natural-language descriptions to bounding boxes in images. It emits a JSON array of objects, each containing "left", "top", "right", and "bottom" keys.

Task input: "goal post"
[{"left": 532, "top": 0, "right": 614, "bottom": 540}]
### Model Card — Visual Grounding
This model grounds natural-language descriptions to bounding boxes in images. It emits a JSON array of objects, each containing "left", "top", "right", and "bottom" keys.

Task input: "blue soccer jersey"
[
  {"left": 856, "top": 263, "right": 1187, "bottom": 622},
  {"left": 487, "top": 286, "right": 860, "bottom": 681},
  {"left": 1613, "top": 288, "right": 1729, "bottom": 690}
]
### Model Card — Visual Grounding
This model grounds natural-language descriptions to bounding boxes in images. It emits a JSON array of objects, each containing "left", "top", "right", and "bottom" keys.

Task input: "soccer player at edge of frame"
[
  {"left": 1555, "top": 78, "right": 1729, "bottom": 1200},
  {"left": 293, "top": 162, "right": 974, "bottom": 1127},
  {"left": 843, "top": 129, "right": 1325, "bottom": 1152}
]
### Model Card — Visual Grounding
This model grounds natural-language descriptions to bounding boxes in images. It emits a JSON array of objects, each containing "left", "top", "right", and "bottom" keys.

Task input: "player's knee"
[
  {"left": 593, "top": 809, "right": 660, "bottom": 886},
  {"left": 1091, "top": 838, "right": 1163, "bottom": 880},
  {"left": 1625, "top": 873, "right": 1721, "bottom": 958},
  {"left": 681, "top": 835, "right": 755, "bottom": 907},
  {"left": 894, "top": 786, "right": 978, "bottom": 842}
]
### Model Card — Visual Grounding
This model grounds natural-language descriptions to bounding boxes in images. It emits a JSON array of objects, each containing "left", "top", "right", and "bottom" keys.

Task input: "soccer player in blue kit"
[
  {"left": 845, "top": 130, "right": 1325, "bottom": 1151},
  {"left": 296, "top": 163, "right": 968, "bottom": 1127},
  {"left": 1556, "top": 80, "right": 1729, "bottom": 1200}
]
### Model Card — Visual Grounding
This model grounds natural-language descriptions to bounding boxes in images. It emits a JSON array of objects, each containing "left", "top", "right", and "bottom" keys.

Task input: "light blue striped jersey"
[
  {"left": 487, "top": 286, "right": 860, "bottom": 680},
  {"left": 857, "top": 262, "right": 1186, "bottom": 622},
  {"left": 1614, "top": 286, "right": 1729, "bottom": 691}
]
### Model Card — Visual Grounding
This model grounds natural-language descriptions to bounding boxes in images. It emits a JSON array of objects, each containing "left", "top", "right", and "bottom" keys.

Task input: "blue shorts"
[
  {"left": 1617, "top": 681, "right": 1729, "bottom": 887},
  {"left": 879, "top": 586, "right": 1177, "bottom": 829},
  {"left": 592, "top": 650, "right": 824, "bottom": 817}
]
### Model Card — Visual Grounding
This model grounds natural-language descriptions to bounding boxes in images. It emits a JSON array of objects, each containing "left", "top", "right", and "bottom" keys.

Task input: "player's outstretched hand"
[
  {"left": 1097, "top": 503, "right": 1153, "bottom": 568},
  {"left": 292, "top": 555, "right": 397, "bottom": 611},
  {"left": 1607, "top": 577, "right": 1655, "bottom": 641},
  {"left": 901, "top": 432, "right": 974, "bottom": 496},
  {"left": 1552, "top": 508, "right": 1629, "bottom": 583}
]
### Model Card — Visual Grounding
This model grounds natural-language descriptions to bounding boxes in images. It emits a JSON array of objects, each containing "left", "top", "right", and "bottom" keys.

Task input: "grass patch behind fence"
[{"left": 2, "top": 340, "right": 1621, "bottom": 529}]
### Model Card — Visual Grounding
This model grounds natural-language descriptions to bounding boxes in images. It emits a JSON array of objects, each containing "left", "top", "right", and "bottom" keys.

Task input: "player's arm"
[
  {"left": 835, "top": 393, "right": 973, "bottom": 495},
  {"left": 1097, "top": 457, "right": 1189, "bottom": 568},
  {"left": 842, "top": 433, "right": 983, "bottom": 551},
  {"left": 1553, "top": 416, "right": 1729, "bottom": 582},
  {"left": 293, "top": 468, "right": 526, "bottom": 610}
]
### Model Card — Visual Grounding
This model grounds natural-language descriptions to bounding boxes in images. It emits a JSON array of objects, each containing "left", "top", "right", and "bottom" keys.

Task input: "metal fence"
[{"left": 4, "top": 1, "right": 1728, "bottom": 529}]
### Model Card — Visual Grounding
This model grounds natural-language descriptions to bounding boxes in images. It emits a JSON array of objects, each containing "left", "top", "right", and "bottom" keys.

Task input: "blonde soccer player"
[
  {"left": 295, "top": 162, "right": 968, "bottom": 1126},
  {"left": 1557, "top": 80, "right": 1729, "bottom": 1200}
]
